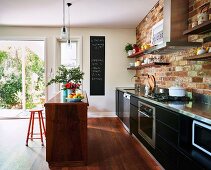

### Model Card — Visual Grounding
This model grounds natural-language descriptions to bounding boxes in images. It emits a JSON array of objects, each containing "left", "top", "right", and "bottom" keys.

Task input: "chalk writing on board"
[{"left": 90, "top": 36, "right": 105, "bottom": 95}]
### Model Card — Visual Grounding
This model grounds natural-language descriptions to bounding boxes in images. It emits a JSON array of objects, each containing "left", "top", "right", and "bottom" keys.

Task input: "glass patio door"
[{"left": 0, "top": 40, "right": 45, "bottom": 110}]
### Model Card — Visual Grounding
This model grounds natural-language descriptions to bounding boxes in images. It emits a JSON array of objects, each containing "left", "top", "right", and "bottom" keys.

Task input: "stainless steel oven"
[
  {"left": 138, "top": 101, "right": 156, "bottom": 148},
  {"left": 192, "top": 120, "right": 211, "bottom": 156}
]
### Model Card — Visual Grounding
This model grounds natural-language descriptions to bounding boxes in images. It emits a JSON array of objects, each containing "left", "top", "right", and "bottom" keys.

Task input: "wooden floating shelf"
[
  {"left": 127, "top": 51, "right": 145, "bottom": 58},
  {"left": 183, "top": 20, "right": 211, "bottom": 35},
  {"left": 127, "top": 62, "right": 170, "bottom": 70},
  {"left": 184, "top": 52, "right": 211, "bottom": 61}
]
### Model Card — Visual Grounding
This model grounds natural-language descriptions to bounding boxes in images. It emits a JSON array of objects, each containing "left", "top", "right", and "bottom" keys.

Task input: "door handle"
[{"left": 138, "top": 110, "right": 150, "bottom": 118}]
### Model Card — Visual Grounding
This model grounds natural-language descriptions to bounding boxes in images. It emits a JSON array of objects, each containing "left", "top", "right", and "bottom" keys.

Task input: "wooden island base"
[{"left": 44, "top": 92, "right": 88, "bottom": 168}]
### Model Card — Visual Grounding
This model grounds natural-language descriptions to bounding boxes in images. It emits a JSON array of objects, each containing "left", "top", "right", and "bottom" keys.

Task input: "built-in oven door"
[{"left": 138, "top": 101, "right": 156, "bottom": 148}]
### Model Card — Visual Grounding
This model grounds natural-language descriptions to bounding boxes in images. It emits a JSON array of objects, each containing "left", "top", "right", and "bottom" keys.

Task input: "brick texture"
[{"left": 135, "top": 0, "right": 211, "bottom": 95}]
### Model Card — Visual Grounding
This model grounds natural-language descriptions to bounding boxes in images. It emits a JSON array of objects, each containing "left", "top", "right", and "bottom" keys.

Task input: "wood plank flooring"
[{"left": 0, "top": 117, "right": 162, "bottom": 170}]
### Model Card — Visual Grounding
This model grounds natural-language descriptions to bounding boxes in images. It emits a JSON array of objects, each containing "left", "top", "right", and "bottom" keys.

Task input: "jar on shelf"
[{"left": 135, "top": 60, "right": 141, "bottom": 67}]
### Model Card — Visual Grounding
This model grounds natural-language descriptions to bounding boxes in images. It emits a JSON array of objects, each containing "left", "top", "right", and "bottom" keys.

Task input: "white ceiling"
[{"left": 0, "top": 0, "right": 157, "bottom": 28}]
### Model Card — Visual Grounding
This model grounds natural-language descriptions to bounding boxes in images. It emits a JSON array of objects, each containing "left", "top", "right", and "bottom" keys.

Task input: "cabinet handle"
[{"left": 138, "top": 110, "right": 150, "bottom": 118}]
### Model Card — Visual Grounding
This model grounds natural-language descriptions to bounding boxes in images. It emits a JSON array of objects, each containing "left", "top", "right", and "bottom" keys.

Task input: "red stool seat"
[{"left": 26, "top": 109, "right": 46, "bottom": 146}]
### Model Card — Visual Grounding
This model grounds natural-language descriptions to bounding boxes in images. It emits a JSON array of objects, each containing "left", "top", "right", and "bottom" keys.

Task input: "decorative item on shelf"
[
  {"left": 46, "top": 65, "right": 84, "bottom": 97},
  {"left": 191, "top": 18, "right": 198, "bottom": 28},
  {"left": 140, "top": 43, "right": 151, "bottom": 51},
  {"left": 133, "top": 44, "right": 140, "bottom": 53},
  {"left": 129, "top": 62, "right": 135, "bottom": 67},
  {"left": 197, "top": 4, "right": 209, "bottom": 25},
  {"left": 209, "top": 47, "right": 211, "bottom": 53},
  {"left": 125, "top": 43, "right": 133, "bottom": 56},
  {"left": 196, "top": 47, "right": 207, "bottom": 55},
  {"left": 135, "top": 60, "right": 141, "bottom": 67}
]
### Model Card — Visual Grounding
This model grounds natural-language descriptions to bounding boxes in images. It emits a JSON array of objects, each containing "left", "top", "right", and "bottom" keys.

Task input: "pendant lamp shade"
[
  {"left": 67, "top": 3, "right": 72, "bottom": 47},
  {"left": 61, "top": 0, "right": 67, "bottom": 40}
]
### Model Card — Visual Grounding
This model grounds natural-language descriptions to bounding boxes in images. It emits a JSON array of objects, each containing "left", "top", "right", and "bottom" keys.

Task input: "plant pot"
[
  {"left": 128, "top": 50, "right": 133, "bottom": 56},
  {"left": 62, "top": 89, "right": 68, "bottom": 97}
]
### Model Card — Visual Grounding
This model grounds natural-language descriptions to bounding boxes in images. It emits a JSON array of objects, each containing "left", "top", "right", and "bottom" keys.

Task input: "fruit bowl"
[{"left": 66, "top": 98, "right": 82, "bottom": 102}]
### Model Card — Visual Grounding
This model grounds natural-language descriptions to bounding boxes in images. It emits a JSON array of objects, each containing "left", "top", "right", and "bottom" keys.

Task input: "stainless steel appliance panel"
[{"left": 138, "top": 101, "right": 156, "bottom": 148}]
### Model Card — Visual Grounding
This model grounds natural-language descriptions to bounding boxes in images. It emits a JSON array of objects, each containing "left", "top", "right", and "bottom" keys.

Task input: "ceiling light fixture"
[
  {"left": 60, "top": 0, "right": 67, "bottom": 40},
  {"left": 67, "top": 2, "right": 72, "bottom": 47}
]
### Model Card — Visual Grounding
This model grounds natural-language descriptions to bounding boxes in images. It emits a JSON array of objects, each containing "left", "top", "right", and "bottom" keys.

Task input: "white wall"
[{"left": 0, "top": 26, "right": 135, "bottom": 112}]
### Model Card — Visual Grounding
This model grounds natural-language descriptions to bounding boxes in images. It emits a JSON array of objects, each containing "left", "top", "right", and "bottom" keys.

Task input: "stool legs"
[
  {"left": 26, "top": 110, "right": 46, "bottom": 146},
  {"left": 40, "top": 111, "right": 46, "bottom": 137},
  {"left": 26, "top": 112, "right": 33, "bottom": 146},
  {"left": 38, "top": 111, "right": 44, "bottom": 146},
  {"left": 31, "top": 112, "right": 35, "bottom": 140}
]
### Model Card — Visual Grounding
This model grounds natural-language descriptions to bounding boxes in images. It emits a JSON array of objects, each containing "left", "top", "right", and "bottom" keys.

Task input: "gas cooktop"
[{"left": 145, "top": 93, "right": 191, "bottom": 102}]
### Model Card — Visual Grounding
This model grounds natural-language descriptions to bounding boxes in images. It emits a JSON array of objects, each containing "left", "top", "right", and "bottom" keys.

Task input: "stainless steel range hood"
[{"left": 145, "top": 0, "right": 201, "bottom": 55}]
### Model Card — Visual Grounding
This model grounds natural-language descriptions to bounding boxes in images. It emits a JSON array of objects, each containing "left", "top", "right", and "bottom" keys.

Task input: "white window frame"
[
  {"left": 55, "top": 36, "right": 83, "bottom": 92},
  {"left": 57, "top": 36, "right": 83, "bottom": 70}
]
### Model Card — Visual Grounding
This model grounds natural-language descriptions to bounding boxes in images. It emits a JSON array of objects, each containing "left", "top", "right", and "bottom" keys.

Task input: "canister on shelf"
[{"left": 135, "top": 60, "right": 141, "bottom": 67}]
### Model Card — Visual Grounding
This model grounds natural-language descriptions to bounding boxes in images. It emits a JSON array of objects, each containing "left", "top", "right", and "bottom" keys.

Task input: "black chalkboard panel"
[{"left": 90, "top": 36, "right": 105, "bottom": 95}]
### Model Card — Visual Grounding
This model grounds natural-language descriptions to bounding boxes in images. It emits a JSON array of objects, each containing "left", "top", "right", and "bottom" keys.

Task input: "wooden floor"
[{"left": 0, "top": 117, "right": 162, "bottom": 170}]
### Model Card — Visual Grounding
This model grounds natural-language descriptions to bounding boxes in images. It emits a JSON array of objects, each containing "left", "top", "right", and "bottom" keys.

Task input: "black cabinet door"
[
  {"left": 130, "top": 104, "right": 138, "bottom": 135},
  {"left": 118, "top": 91, "right": 124, "bottom": 121},
  {"left": 115, "top": 90, "right": 119, "bottom": 116}
]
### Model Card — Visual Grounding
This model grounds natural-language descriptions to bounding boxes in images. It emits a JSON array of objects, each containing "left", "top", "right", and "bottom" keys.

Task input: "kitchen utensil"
[
  {"left": 168, "top": 86, "right": 185, "bottom": 97},
  {"left": 148, "top": 75, "right": 156, "bottom": 92}
]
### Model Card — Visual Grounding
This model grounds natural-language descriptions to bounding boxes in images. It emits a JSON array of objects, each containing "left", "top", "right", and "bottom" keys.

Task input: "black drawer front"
[
  {"left": 130, "top": 117, "right": 138, "bottom": 135},
  {"left": 130, "top": 96, "right": 138, "bottom": 107},
  {"left": 155, "top": 147, "right": 178, "bottom": 170},
  {"left": 156, "top": 134, "right": 178, "bottom": 158},
  {"left": 156, "top": 120, "right": 178, "bottom": 146},
  {"left": 130, "top": 104, "right": 138, "bottom": 120},
  {"left": 156, "top": 106, "right": 179, "bottom": 131},
  {"left": 178, "top": 152, "right": 204, "bottom": 170}
]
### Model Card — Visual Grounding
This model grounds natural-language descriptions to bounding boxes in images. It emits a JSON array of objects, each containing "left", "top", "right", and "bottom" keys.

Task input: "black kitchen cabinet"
[
  {"left": 115, "top": 90, "right": 119, "bottom": 116},
  {"left": 116, "top": 90, "right": 209, "bottom": 170},
  {"left": 130, "top": 104, "right": 138, "bottom": 135},
  {"left": 116, "top": 90, "right": 124, "bottom": 121}
]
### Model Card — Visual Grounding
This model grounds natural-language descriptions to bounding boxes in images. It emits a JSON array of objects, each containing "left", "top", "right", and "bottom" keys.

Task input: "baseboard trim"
[{"left": 88, "top": 112, "right": 117, "bottom": 118}]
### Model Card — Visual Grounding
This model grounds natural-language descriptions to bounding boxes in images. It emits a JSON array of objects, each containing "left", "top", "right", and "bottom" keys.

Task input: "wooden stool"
[{"left": 26, "top": 109, "right": 46, "bottom": 146}]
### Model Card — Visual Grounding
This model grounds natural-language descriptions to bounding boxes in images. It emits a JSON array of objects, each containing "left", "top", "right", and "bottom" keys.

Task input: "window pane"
[{"left": 61, "top": 41, "right": 78, "bottom": 67}]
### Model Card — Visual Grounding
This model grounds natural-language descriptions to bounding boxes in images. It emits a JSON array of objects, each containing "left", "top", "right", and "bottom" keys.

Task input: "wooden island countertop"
[{"left": 44, "top": 92, "right": 88, "bottom": 168}]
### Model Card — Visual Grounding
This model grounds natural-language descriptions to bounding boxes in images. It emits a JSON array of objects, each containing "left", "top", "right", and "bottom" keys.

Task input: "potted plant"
[
  {"left": 125, "top": 43, "right": 133, "bottom": 55},
  {"left": 47, "top": 65, "right": 84, "bottom": 96}
]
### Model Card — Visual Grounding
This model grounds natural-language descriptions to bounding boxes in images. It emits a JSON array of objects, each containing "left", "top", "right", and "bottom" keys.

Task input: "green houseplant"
[
  {"left": 125, "top": 43, "right": 133, "bottom": 55},
  {"left": 47, "top": 65, "right": 84, "bottom": 96},
  {"left": 47, "top": 65, "right": 84, "bottom": 86}
]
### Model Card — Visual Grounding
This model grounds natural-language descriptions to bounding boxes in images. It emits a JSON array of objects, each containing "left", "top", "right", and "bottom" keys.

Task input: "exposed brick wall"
[
  {"left": 135, "top": 0, "right": 211, "bottom": 95},
  {"left": 136, "top": 0, "right": 164, "bottom": 46}
]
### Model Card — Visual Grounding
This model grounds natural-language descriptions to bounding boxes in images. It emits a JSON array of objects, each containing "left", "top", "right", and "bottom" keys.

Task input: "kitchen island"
[{"left": 44, "top": 92, "right": 89, "bottom": 168}]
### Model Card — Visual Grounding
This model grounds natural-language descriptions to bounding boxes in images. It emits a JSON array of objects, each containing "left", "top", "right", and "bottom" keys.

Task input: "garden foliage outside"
[{"left": 0, "top": 47, "right": 45, "bottom": 109}]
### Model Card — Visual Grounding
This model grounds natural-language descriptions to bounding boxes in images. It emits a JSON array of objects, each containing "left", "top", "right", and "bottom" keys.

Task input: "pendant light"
[
  {"left": 60, "top": 0, "right": 67, "bottom": 40},
  {"left": 67, "top": 3, "right": 72, "bottom": 47}
]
